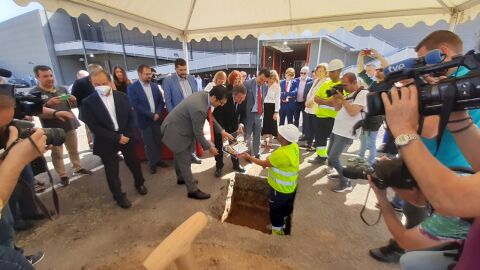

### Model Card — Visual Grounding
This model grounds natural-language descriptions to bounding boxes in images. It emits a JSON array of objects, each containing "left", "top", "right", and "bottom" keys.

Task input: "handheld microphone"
[
  {"left": 0, "top": 68, "right": 12, "bottom": 78},
  {"left": 384, "top": 49, "right": 445, "bottom": 77}
]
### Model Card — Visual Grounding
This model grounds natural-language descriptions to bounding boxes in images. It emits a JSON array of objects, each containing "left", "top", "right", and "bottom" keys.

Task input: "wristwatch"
[{"left": 394, "top": 134, "right": 420, "bottom": 148}]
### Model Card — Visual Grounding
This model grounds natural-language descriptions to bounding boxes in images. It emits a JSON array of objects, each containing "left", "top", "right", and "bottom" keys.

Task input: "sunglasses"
[{"left": 300, "top": 72, "right": 307, "bottom": 75}]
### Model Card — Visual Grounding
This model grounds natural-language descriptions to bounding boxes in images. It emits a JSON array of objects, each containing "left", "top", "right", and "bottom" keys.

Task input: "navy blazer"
[
  {"left": 280, "top": 79, "right": 298, "bottom": 112},
  {"left": 71, "top": 76, "right": 95, "bottom": 107},
  {"left": 162, "top": 73, "right": 198, "bottom": 112},
  {"left": 295, "top": 77, "right": 314, "bottom": 101},
  {"left": 127, "top": 80, "right": 165, "bottom": 129},
  {"left": 79, "top": 91, "right": 135, "bottom": 156}
]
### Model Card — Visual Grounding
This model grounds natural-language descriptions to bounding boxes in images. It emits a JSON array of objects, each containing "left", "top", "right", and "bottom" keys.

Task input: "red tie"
[
  {"left": 208, "top": 107, "right": 214, "bottom": 142},
  {"left": 257, "top": 85, "right": 263, "bottom": 115}
]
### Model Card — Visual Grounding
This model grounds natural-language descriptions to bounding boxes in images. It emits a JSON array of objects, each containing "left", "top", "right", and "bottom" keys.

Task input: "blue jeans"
[
  {"left": 0, "top": 206, "right": 15, "bottom": 249},
  {"left": 400, "top": 250, "right": 456, "bottom": 270},
  {"left": 0, "top": 246, "right": 33, "bottom": 270},
  {"left": 327, "top": 133, "right": 353, "bottom": 186},
  {"left": 358, "top": 130, "right": 378, "bottom": 165}
]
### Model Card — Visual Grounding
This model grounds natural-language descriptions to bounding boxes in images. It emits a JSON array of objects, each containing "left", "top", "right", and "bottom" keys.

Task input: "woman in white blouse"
[
  {"left": 261, "top": 70, "right": 281, "bottom": 150},
  {"left": 204, "top": 71, "right": 226, "bottom": 92},
  {"left": 304, "top": 63, "right": 329, "bottom": 151}
]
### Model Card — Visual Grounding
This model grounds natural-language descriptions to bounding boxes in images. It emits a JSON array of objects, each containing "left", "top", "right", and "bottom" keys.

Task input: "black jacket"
[
  {"left": 79, "top": 91, "right": 136, "bottom": 156},
  {"left": 71, "top": 76, "right": 95, "bottom": 107},
  {"left": 212, "top": 86, "right": 246, "bottom": 134}
]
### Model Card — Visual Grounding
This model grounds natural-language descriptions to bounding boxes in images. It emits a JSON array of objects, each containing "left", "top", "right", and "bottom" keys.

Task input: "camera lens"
[{"left": 43, "top": 128, "right": 66, "bottom": 146}]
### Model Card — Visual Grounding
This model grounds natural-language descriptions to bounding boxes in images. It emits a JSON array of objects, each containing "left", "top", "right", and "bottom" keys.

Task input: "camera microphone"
[
  {"left": 384, "top": 49, "right": 445, "bottom": 77},
  {"left": 0, "top": 68, "right": 12, "bottom": 78}
]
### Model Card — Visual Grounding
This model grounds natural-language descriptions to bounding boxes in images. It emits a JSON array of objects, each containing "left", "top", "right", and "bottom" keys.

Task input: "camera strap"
[
  {"left": 435, "top": 81, "right": 457, "bottom": 152},
  {"left": 360, "top": 187, "right": 382, "bottom": 226}
]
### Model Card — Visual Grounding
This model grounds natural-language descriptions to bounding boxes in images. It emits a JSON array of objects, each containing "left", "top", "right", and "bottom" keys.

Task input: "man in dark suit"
[
  {"left": 294, "top": 66, "right": 313, "bottom": 138},
  {"left": 279, "top": 68, "right": 298, "bottom": 126},
  {"left": 128, "top": 64, "right": 168, "bottom": 174},
  {"left": 162, "top": 58, "right": 202, "bottom": 164},
  {"left": 161, "top": 86, "right": 232, "bottom": 200},
  {"left": 79, "top": 69, "right": 148, "bottom": 209},
  {"left": 212, "top": 84, "right": 247, "bottom": 177}
]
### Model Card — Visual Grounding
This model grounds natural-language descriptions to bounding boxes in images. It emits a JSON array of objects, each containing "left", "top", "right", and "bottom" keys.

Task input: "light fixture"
[
  {"left": 89, "top": 54, "right": 94, "bottom": 58},
  {"left": 283, "top": 41, "right": 288, "bottom": 45}
]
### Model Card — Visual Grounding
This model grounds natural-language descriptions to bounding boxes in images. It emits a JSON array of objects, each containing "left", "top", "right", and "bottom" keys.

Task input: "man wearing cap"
[
  {"left": 240, "top": 124, "right": 300, "bottom": 235},
  {"left": 294, "top": 66, "right": 313, "bottom": 132},
  {"left": 309, "top": 59, "right": 345, "bottom": 164}
]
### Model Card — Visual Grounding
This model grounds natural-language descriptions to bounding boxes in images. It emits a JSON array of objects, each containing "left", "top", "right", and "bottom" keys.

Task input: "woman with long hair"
[
  {"left": 112, "top": 66, "right": 132, "bottom": 93},
  {"left": 204, "top": 71, "right": 227, "bottom": 92},
  {"left": 262, "top": 70, "right": 281, "bottom": 150}
]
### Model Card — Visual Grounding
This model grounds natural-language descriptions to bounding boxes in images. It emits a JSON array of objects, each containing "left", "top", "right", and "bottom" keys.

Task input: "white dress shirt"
[
  {"left": 141, "top": 81, "right": 155, "bottom": 113},
  {"left": 177, "top": 74, "right": 193, "bottom": 98},
  {"left": 264, "top": 83, "right": 281, "bottom": 112},
  {"left": 97, "top": 91, "right": 119, "bottom": 131},
  {"left": 297, "top": 79, "right": 307, "bottom": 102}
]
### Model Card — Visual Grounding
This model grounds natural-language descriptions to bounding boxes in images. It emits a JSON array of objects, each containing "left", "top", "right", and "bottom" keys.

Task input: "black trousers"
[
  {"left": 314, "top": 117, "right": 335, "bottom": 159},
  {"left": 214, "top": 132, "right": 240, "bottom": 169},
  {"left": 294, "top": 101, "right": 305, "bottom": 129},
  {"left": 98, "top": 141, "right": 145, "bottom": 199},
  {"left": 269, "top": 187, "right": 296, "bottom": 235}
]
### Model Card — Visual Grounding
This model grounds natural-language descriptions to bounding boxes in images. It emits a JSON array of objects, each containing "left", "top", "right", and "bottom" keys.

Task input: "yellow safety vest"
[
  {"left": 315, "top": 80, "right": 342, "bottom": 118},
  {"left": 267, "top": 143, "right": 300, "bottom": 194}
]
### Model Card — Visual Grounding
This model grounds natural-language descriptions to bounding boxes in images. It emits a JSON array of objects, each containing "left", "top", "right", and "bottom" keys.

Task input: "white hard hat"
[
  {"left": 278, "top": 124, "right": 301, "bottom": 143},
  {"left": 327, "top": 59, "right": 345, "bottom": 72}
]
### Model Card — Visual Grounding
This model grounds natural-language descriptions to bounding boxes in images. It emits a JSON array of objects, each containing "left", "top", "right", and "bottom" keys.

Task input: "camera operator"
[
  {"left": 30, "top": 65, "right": 92, "bottom": 186},
  {"left": 368, "top": 159, "right": 472, "bottom": 270},
  {"left": 369, "top": 30, "right": 480, "bottom": 264},
  {"left": 327, "top": 73, "right": 368, "bottom": 192},
  {"left": 380, "top": 30, "right": 480, "bottom": 269}
]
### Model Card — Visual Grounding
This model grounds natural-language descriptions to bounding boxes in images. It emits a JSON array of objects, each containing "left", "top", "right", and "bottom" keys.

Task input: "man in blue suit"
[
  {"left": 294, "top": 66, "right": 313, "bottom": 138},
  {"left": 162, "top": 58, "right": 202, "bottom": 164},
  {"left": 244, "top": 68, "right": 270, "bottom": 158},
  {"left": 128, "top": 64, "right": 168, "bottom": 174},
  {"left": 279, "top": 67, "right": 298, "bottom": 126}
]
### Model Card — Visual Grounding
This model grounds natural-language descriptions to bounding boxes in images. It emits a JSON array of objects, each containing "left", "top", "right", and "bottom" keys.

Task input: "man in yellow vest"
[
  {"left": 240, "top": 124, "right": 300, "bottom": 235},
  {"left": 308, "top": 59, "right": 344, "bottom": 164}
]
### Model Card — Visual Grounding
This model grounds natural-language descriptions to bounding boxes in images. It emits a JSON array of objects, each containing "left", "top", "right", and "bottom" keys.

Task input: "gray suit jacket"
[
  {"left": 243, "top": 78, "right": 268, "bottom": 126},
  {"left": 161, "top": 91, "right": 222, "bottom": 153},
  {"left": 162, "top": 73, "right": 198, "bottom": 112}
]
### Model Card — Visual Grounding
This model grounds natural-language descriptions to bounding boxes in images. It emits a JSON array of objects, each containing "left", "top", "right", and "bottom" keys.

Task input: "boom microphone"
[
  {"left": 384, "top": 49, "right": 445, "bottom": 77},
  {"left": 0, "top": 68, "right": 12, "bottom": 78}
]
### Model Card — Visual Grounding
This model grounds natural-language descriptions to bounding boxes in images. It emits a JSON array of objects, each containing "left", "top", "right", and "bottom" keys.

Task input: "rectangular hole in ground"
[{"left": 220, "top": 174, "right": 293, "bottom": 235}]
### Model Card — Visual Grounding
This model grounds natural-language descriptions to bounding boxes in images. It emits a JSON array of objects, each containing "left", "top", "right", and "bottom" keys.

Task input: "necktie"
[
  {"left": 208, "top": 107, "right": 214, "bottom": 142},
  {"left": 286, "top": 81, "right": 290, "bottom": 93},
  {"left": 257, "top": 86, "right": 263, "bottom": 115}
]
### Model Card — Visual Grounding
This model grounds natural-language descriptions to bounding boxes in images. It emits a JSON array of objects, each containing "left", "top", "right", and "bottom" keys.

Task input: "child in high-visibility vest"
[{"left": 240, "top": 124, "right": 300, "bottom": 235}]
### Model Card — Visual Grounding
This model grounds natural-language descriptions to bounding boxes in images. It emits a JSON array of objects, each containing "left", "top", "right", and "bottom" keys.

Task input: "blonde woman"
[
  {"left": 261, "top": 70, "right": 281, "bottom": 150},
  {"left": 204, "top": 71, "right": 226, "bottom": 92},
  {"left": 303, "top": 63, "right": 329, "bottom": 151}
]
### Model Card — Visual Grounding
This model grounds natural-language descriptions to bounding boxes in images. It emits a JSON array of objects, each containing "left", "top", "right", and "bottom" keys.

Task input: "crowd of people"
[{"left": 0, "top": 29, "right": 479, "bottom": 269}]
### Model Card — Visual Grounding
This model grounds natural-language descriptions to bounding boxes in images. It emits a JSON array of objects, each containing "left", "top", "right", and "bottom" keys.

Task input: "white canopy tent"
[{"left": 15, "top": 0, "right": 480, "bottom": 68}]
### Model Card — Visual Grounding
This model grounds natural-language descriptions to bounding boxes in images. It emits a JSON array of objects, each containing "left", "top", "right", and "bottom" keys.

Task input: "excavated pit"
[{"left": 215, "top": 174, "right": 273, "bottom": 234}]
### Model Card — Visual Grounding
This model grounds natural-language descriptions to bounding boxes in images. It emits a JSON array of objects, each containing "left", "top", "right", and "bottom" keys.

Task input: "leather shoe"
[
  {"left": 187, "top": 189, "right": 210, "bottom": 200},
  {"left": 156, "top": 161, "right": 169, "bottom": 168},
  {"left": 136, "top": 185, "right": 148, "bottom": 195},
  {"left": 149, "top": 166, "right": 157, "bottom": 174},
  {"left": 191, "top": 154, "right": 202, "bottom": 164},
  {"left": 233, "top": 166, "right": 246, "bottom": 173},
  {"left": 214, "top": 168, "right": 222, "bottom": 177},
  {"left": 177, "top": 179, "right": 198, "bottom": 185},
  {"left": 60, "top": 176, "right": 69, "bottom": 186},
  {"left": 308, "top": 156, "right": 326, "bottom": 164},
  {"left": 115, "top": 193, "right": 132, "bottom": 209}
]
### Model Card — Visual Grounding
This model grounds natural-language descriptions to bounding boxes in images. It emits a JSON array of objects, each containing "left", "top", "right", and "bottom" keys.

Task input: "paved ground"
[{"left": 17, "top": 114, "right": 399, "bottom": 270}]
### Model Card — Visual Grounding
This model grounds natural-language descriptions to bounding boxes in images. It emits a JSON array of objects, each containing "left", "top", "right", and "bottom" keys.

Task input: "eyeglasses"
[{"left": 300, "top": 72, "right": 307, "bottom": 75}]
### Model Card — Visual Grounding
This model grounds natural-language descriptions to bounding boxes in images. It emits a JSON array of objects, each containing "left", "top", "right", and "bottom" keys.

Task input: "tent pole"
[
  {"left": 182, "top": 36, "right": 190, "bottom": 73},
  {"left": 448, "top": 11, "right": 459, "bottom": 32}
]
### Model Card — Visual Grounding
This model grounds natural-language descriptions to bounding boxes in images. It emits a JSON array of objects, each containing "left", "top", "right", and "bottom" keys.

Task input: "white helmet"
[{"left": 278, "top": 124, "right": 301, "bottom": 143}]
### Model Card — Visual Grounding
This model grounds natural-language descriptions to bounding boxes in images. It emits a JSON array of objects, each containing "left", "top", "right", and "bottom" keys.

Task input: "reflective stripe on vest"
[
  {"left": 271, "top": 167, "right": 298, "bottom": 177},
  {"left": 268, "top": 172, "right": 297, "bottom": 186},
  {"left": 319, "top": 105, "right": 336, "bottom": 111}
]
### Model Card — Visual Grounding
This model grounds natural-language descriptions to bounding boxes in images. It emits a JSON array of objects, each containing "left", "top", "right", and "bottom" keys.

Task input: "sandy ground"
[{"left": 18, "top": 116, "right": 399, "bottom": 270}]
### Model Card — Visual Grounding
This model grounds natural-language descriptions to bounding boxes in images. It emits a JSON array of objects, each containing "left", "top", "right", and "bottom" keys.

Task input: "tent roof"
[{"left": 15, "top": 0, "right": 480, "bottom": 41}]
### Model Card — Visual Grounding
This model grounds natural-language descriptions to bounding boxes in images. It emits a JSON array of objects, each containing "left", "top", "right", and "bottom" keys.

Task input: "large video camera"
[
  {"left": 0, "top": 79, "right": 44, "bottom": 119},
  {"left": 367, "top": 50, "right": 480, "bottom": 116},
  {"left": 0, "top": 120, "right": 65, "bottom": 149}
]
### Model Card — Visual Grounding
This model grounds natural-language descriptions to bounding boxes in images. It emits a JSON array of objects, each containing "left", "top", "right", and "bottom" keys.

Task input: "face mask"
[{"left": 95, "top": 85, "right": 111, "bottom": 96}]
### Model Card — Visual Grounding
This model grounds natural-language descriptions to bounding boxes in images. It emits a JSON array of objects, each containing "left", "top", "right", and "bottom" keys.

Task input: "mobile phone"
[{"left": 59, "top": 94, "right": 70, "bottom": 101}]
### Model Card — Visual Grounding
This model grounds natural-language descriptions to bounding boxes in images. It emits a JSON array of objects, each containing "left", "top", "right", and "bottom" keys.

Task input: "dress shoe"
[
  {"left": 115, "top": 193, "right": 132, "bottom": 209},
  {"left": 60, "top": 176, "right": 69, "bottom": 186},
  {"left": 214, "top": 168, "right": 222, "bottom": 177},
  {"left": 156, "top": 161, "right": 169, "bottom": 168},
  {"left": 191, "top": 154, "right": 202, "bottom": 164},
  {"left": 177, "top": 179, "right": 198, "bottom": 185},
  {"left": 187, "top": 189, "right": 211, "bottom": 200},
  {"left": 233, "top": 166, "right": 246, "bottom": 173},
  {"left": 75, "top": 168, "right": 92, "bottom": 175},
  {"left": 136, "top": 185, "right": 148, "bottom": 195},
  {"left": 149, "top": 166, "right": 157, "bottom": 174}
]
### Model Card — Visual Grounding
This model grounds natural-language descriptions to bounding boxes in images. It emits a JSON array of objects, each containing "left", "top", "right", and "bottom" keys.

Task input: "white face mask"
[{"left": 95, "top": 85, "right": 111, "bottom": 96}]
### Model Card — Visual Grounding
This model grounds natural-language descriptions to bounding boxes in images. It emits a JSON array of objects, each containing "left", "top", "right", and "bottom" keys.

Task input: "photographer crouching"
[{"left": 375, "top": 30, "right": 480, "bottom": 269}]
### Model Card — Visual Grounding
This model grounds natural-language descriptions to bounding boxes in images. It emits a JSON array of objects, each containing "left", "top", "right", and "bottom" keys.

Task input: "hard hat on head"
[
  {"left": 278, "top": 124, "right": 301, "bottom": 143},
  {"left": 327, "top": 59, "right": 345, "bottom": 72}
]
